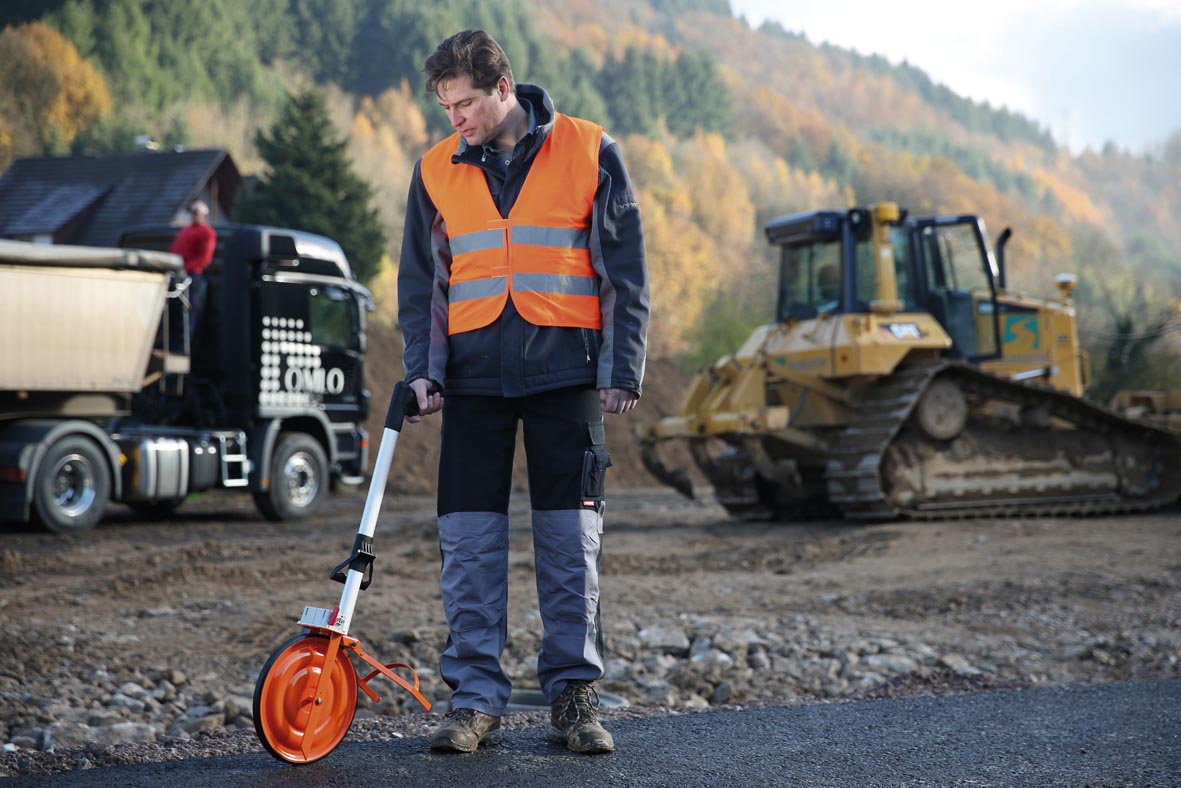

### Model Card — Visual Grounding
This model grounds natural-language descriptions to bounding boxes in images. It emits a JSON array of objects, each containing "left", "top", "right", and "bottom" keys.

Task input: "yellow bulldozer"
[{"left": 639, "top": 202, "right": 1181, "bottom": 519}]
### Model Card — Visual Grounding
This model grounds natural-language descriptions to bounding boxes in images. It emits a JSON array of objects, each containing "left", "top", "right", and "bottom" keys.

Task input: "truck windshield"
[
  {"left": 777, "top": 239, "right": 842, "bottom": 321},
  {"left": 309, "top": 286, "right": 360, "bottom": 351}
]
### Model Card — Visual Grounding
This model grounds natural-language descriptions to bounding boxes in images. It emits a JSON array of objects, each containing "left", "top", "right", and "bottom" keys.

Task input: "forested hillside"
[{"left": 1, "top": 0, "right": 1178, "bottom": 394}]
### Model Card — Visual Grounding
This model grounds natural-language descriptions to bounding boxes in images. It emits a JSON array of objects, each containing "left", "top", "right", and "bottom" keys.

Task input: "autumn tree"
[
  {"left": 235, "top": 89, "right": 386, "bottom": 284},
  {"left": 0, "top": 20, "right": 111, "bottom": 166}
]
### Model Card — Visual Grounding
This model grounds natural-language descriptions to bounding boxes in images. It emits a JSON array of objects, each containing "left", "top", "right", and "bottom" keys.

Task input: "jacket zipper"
[{"left": 582, "top": 329, "right": 591, "bottom": 363}]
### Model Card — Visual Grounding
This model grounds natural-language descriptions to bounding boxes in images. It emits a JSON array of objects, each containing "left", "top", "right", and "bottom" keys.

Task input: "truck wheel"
[
  {"left": 32, "top": 436, "right": 111, "bottom": 533},
  {"left": 254, "top": 433, "right": 328, "bottom": 521}
]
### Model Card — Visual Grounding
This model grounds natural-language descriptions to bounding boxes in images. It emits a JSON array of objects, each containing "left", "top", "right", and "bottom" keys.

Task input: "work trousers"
[
  {"left": 436, "top": 386, "right": 611, "bottom": 716},
  {"left": 187, "top": 272, "right": 208, "bottom": 339}
]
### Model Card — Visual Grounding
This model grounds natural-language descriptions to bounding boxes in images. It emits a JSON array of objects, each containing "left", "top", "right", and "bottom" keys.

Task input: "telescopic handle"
[{"left": 385, "top": 381, "right": 421, "bottom": 432}]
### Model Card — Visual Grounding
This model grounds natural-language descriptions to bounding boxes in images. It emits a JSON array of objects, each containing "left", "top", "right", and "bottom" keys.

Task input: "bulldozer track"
[{"left": 824, "top": 362, "right": 1181, "bottom": 520}]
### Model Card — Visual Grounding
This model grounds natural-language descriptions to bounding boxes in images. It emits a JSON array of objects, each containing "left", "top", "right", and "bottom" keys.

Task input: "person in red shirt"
[{"left": 169, "top": 200, "right": 217, "bottom": 339}]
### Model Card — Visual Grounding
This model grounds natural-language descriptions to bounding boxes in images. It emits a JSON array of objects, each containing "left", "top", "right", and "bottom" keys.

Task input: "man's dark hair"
[{"left": 424, "top": 30, "right": 515, "bottom": 95}]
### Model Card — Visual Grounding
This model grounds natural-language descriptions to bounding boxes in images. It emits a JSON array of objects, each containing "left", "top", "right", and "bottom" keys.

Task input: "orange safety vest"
[{"left": 420, "top": 113, "right": 603, "bottom": 335}]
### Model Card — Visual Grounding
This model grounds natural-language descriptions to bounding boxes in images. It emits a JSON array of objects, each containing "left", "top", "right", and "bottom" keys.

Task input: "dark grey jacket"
[{"left": 397, "top": 84, "right": 649, "bottom": 398}]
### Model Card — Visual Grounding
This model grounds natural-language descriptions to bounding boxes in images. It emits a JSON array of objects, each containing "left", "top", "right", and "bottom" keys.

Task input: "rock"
[
  {"left": 603, "top": 657, "right": 633, "bottom": 682},
  {"left": 860, "top": 654, "right": 920, "bottom": 675},
  {"left": 747, "top": 649, "right": 771, "bottom": 671},
  {"left": 91, "top": 722, "right": 157, "bottom": 746},
  {"left": 710, "top": 681, "right": 732, "bottom": 704},
  {"left": 104, "top": 693, "right": 146, "bottom": 714},
  {"left": 939, "top": 654, "right": 983, "bottom": 676},
  {"left": 153, "top": 680, "right": 178, "bottom": 703},
  {"left": 639, "top": 653, "right": 679, "bottom": 677},
  {"left": 1056, "top": 643, "right": 1092, "bottom": 661},
  {"left": 690, "top": 649, "right": 735, "bottom": 672},
  {"left": 638, "top": 625, "right": 690, "bottom": 656},
  {"left": 225, "top": 695, "right": 253, "bottom": 721},
  {"left": 688, "top": 637, "right": 713, "bottom": 660},
  {"left": 86, "top": 710, "right": 122, "bottom": 727},
  {"left": 609, "top": 634, "right": 642, "bottom": 659},
  {"left": 638, "top": 679, "right": 677, "bottom": 706}
]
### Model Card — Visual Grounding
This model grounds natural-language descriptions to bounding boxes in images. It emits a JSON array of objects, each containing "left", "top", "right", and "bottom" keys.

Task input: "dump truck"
[
  {"left": 0, "top": 224, "right": 373, "bottom": 533},
  {"left": 639, "top": 202, "right": 1181, "bottom": 519}
]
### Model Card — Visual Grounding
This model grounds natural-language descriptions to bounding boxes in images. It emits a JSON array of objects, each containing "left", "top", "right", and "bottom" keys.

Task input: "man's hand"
[
  {"left": 408, "top": 378, "right": 443, "bottom": 423},
  {"left": 599, "top": 387, "right": 639, "bottom": 415}
]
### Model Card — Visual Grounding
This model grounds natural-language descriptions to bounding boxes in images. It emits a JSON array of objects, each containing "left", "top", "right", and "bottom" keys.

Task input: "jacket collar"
[{"left": 452, "top": 83, "right": 556, "bottom": 166}]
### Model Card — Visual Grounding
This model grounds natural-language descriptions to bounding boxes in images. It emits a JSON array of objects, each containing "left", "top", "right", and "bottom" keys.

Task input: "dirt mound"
[{"left": 362, "top": 321, "right": 694, "bottom": 495}]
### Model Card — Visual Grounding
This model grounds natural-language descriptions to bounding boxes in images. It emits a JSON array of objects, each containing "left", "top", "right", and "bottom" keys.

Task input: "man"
[
  {"left": 169, "top": 200, "right": 217, "bottom": 339},
  {"left": 397, "top": 30, "right": 648, "bottom": 755}
]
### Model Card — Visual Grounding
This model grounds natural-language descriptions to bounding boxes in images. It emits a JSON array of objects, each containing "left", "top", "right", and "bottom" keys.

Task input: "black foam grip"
[{"left": 385, "top": 381, "right": 420, "bottom": 432}]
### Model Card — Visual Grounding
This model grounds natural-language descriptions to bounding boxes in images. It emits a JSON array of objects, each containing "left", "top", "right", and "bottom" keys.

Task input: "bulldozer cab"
[
  {"left": 911, "top": 216, "right": 1002, "bottom": 362},
  {"left": 772, "top": 208, "right": 897, "bottom": 321},
  {"left": 772, "top": 208, "right": 1004, "bottom": 365}
]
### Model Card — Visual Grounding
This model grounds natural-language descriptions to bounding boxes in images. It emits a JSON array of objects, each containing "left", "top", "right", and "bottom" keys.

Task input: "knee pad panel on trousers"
[
  {"left": 532, "top": 509, "right": 601, "bottom": 624},
  {"left": 438, "top": 512, "right": 509, "bottom": 633}
]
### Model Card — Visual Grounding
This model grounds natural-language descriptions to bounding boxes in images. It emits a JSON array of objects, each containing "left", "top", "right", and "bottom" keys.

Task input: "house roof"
[{"left": 0, "top": 149, "right": 240, "bottom": 246}]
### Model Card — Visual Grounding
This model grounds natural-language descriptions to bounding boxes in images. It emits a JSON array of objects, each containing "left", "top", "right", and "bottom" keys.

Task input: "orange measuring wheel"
[
  {"left": 252, "top": 384, "right": 431, "bottom": 765},
  {"left": 254, "top": 633, "right": 358, "bottom": 764}
]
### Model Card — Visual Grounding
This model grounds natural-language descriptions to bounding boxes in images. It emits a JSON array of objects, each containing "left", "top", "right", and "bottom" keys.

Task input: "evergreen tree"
[
  {"left": 667, "top": 49, "right": 730, "bottom": 137},
  {"left": 290, "top": 0, "right": 360, "bottom": 84},
  {"left": 599, "top": 46, "right": 661, "bottom": 136},
  {"left": 235, "top": 89, "right": 386, "bottom": 284}
]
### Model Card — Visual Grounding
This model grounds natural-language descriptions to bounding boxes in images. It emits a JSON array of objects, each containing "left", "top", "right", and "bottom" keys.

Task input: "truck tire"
[
  {"left": 254, "top": 432, "right": 328, "bottom": 521},
  {"left": 32, "top": 436, "right": 111, "bottom": 533}
]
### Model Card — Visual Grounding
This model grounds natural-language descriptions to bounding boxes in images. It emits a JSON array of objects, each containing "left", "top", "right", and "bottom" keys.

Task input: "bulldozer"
[{"left": 639, "top": 202, "right": 1181, "bottom": 519}]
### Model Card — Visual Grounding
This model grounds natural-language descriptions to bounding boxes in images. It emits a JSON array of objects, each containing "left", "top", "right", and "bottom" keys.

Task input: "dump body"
[{"left": 0, "top": 240, "right": 180, "bottom": 393}]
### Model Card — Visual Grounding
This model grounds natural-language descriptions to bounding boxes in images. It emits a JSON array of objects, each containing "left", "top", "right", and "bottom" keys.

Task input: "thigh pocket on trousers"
[{"left": 580, "top": 448, "right": 612, "bottom": 510}]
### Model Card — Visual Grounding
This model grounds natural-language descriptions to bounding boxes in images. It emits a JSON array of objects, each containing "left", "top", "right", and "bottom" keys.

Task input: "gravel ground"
[{"left": 2, "top": 488, "right": 1179, "bottom": 777}]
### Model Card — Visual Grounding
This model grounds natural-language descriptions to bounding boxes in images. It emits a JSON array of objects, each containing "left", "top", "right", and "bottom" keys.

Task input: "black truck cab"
[{"left": 119, "top": 223, "right": 373, "bottom": 521}]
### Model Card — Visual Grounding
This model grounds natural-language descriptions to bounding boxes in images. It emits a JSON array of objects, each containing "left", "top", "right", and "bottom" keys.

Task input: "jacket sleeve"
[
  {"left": 397, "top": 160, "right": 451, "bottom": 389},
  {"left": 590, "top": 132, "right": 649, "bottom": 395}
]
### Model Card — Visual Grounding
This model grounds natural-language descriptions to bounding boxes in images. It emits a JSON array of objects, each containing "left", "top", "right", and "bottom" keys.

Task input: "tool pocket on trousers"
[{"left": 580, "top": 447, "right": 612, "bottom": 508}]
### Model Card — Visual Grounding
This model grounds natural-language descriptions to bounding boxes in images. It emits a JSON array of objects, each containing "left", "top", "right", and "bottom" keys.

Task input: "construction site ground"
[
  {"left": 1, "top": 483, "right": 1178, "bottom": 777},
  {"left": 1, "top": 327, "right": 1179, "bottom": 777}
]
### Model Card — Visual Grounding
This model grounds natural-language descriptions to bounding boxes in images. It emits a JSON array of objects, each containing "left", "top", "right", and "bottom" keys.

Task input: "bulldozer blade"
[{"left": 640, "top": 439, "right": 695, "bottom": 500}]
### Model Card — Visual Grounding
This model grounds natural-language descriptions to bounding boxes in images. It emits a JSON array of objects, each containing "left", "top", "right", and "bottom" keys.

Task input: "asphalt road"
[{"left": 5, "top": 679, "right": 1178, "bottom": 788}]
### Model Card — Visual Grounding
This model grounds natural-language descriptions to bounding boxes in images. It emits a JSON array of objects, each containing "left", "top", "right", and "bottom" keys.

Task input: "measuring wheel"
[
  {"left": 252, "top": 383, "right": 431, "bottom": 765},
  {"left": 254, "top": 633, "right": 358, "bottom": 764}
]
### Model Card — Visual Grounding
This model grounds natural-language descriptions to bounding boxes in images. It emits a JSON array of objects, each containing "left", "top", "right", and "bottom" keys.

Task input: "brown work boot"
[
  {"left": 550, "top": 681, "right": 615, "bottom": 754},
  {"left": 428, "top": 708, "right": 503, "bottom": 753}
]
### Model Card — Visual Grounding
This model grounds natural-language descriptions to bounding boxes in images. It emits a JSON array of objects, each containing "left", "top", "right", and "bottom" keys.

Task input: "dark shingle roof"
[{"left": 0, "top": 149, "right": 240, "bottom": 246}]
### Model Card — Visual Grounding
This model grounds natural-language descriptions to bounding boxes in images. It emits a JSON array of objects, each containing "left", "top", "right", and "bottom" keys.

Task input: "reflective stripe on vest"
[{"left": 420, "top": 113, "right": 603, "bottom": 335}]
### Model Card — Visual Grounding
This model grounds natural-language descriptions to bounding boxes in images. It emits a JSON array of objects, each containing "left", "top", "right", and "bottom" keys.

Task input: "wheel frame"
[
  {"left": 254, "top": 432, "right": 329, "bottom": 521},
  {"left": 254, "top": 632, "right": 358, "bottom": 764},
  {"left": 31, "top": 435, "right": 112, "bottom": 533}
]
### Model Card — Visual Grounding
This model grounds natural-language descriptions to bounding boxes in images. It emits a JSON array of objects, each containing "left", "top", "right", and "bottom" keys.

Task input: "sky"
[{"left": 728, "top": 0, "right": 1181, "bottom": 154}]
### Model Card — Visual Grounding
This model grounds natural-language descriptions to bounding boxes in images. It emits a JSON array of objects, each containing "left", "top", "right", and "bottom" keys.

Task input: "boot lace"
[{"left": 556, "top": 681, "right": 600, "bottom": 725}]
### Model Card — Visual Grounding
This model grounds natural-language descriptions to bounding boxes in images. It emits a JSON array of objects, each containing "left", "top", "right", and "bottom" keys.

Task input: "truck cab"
[{"left": 119, "top": 223, "right": 374, "bottom": 521}]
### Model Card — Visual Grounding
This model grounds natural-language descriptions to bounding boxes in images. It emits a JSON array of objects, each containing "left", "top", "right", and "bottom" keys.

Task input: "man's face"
[{"left": 436, "top": 75, "right": 507, "bottom": 147}]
